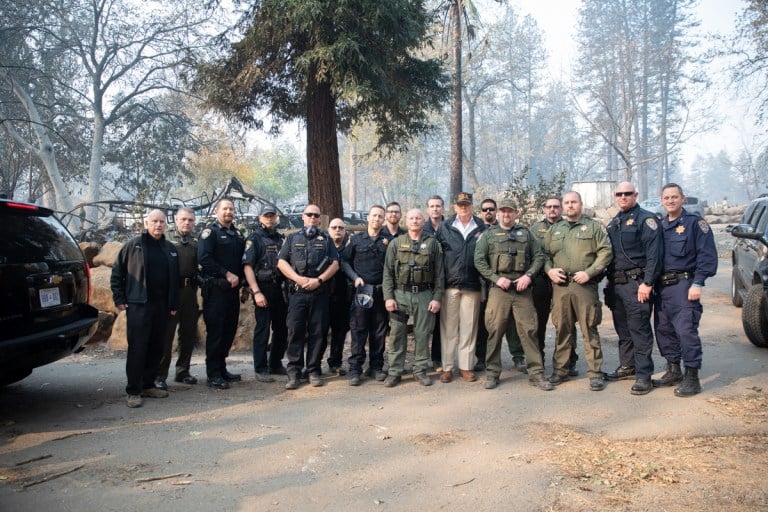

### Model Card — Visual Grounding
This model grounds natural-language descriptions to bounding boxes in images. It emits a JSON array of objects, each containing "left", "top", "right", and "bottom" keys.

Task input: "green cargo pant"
[{"left": 387, "top": 289, "right": 435, "bottom": 376}]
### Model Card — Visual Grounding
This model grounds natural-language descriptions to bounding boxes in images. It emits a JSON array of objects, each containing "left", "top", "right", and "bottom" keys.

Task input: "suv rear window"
[{"left": 0, "top": 212, "right": 83, "bottom": 263}]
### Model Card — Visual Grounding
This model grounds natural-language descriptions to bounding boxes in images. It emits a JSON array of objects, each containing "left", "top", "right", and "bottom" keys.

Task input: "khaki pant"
[
  {"left": 484, "top": 287, "right": 544, "bottom": 378},
  {"left": 440, "top": 288, "right": 481, "bottom": 372},
  {"left": 550, "top": 282, "right": 604, "bottom": 378}
]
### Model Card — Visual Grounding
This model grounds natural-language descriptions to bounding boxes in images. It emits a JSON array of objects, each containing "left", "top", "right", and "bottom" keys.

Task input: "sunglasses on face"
[
  {"left": 544, "top": 205, "right": 561, "bottom": 209},
  {"left": 304, "top": 212, "right": 321, "bottom": 218},
  {"left": 615, "top": 191, "right": 635, "bottom": 197},
  {"left": 329, "top": 225, "right": 345, "bottom": 230},
  {"left": 481, "top": 207, "right": 496, "bottom": 212}
]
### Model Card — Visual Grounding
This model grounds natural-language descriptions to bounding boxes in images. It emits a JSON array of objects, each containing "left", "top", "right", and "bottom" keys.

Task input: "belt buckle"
[{"left": 411, "top": 285, "right": 419, "bottom": 293}]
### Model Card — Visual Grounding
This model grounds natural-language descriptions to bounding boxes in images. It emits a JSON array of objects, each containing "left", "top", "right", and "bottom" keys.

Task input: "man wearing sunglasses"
[
  {"left": 604, "top": 182, "right": 663, "bottom": 395},
  {"left": 277, "top": 205, "right": 340, "bottom": 390},
  {"left": 473, "top": 198, "right": 498, "bottom": 372}
]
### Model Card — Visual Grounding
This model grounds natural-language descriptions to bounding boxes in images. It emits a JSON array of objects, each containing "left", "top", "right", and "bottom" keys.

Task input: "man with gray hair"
[{"left": 111, "top": 209, "right": 180, "bottom": 408}]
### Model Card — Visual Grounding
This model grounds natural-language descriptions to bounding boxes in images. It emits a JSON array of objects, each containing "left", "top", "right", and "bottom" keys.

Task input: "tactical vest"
[
  {"left": 487, "top": 226, "right": 530, "bottom": 276},
  {"left": 287, "top": 231, "right": 331, "bottom": 277},
  {"left": 255, "top": 229, "right": 283, "bottom": 283},
  {"left": 394, "top": 236, "right": 436, "bottom": 285}
]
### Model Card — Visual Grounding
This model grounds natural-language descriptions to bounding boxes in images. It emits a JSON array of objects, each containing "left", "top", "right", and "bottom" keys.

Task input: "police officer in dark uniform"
[
  {"left": 342, "top": 205, "right": 390, "bottom": 385},
  {"left": 198, "top": 197, "right": 246, "bottom": 390},
  {"left": 277, "top": 204, "right": 340, "bottom": 390},
  {"left": 654, "top": 183, "right": 717, "bottom": 397},
  {"left": 243, "top": 204, "right": 287, "bottom": 383},
  {"left": 605, "top": 182, "right": 663, "bottom": 395}
]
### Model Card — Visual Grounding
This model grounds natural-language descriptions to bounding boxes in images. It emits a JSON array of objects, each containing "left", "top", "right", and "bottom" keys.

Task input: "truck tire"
[
  {"left": 731, "top": 268, "right": 744, "bottom": 307},
  {"left": 742, "top": 284, "right": 768, "bottom": 348}
]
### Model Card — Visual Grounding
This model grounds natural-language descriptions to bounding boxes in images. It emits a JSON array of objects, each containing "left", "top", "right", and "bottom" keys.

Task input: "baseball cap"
[
  {"left": 498, "top": 198, "right": 519, "bottom": 210},
  {"left": 455, "top": 192, "right": 473, "bottom": 204},
  {"left": 355, "top": 284, "right": 374, "bottom": 309},
  {"left": 260, "top": 204, "right": 277, "bottom": 215}
]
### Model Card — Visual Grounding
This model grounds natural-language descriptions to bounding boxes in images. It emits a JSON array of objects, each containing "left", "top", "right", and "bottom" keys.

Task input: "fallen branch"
[
  {"left": 136, "top": 472, "right": 192, "bottom": 483},
  {"left": 22, "top": 465, "right": 84, "bottom": 488},
  {"left": 52, "top": 431, "right": 92, "bottom": 441},
  {"left": 446, "top": 477, "right": 475, "bottom": 487},
  {"left": 15, "top": 454, "right": 53, "bottom": 466}
]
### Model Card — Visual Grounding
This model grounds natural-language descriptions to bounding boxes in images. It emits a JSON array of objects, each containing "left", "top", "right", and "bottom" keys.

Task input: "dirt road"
[{"left": 1, "top": 258, "right": 766, "bottom": 511}]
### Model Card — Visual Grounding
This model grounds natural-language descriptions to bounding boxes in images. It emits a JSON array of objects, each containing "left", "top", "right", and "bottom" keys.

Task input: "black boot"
[
  {"left": 652, "top": 362, "right": 683, "bottom": 387},
  {"left": 674, "top": 367, "right": 701, "bottom": 397}
]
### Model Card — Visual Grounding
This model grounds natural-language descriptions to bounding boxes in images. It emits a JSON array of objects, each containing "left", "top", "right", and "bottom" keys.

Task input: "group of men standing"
[{"left": 110, "top": 180, "right": 716, "bottom": 407}]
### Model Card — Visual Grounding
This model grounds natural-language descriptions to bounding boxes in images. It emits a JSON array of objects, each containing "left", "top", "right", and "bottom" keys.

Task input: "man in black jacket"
[
  {"left": 435, "top": 192, "right": 486, "bottom": 383},
  {"left": 111, "top": 209, "right": 180, "bottom": 408}
]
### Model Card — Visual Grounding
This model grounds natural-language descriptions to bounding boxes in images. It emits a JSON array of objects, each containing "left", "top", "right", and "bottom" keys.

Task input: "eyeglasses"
[
  {"left": 481, "top": 207, "right": 496, "bottom": 212},
  {"left": 329, "top": 225, "right": 345, "bottom": 230},
  {"left": 386, "top": 210, "right": 401, "bottom": 214},
  {"left": 615, "top": 191, "right": 635, "bottom": 197},
  {"left": 543, "top": 205, "right": 561, "bottom": 209},
  {"left": 304, "top": 212, "right": 321, "bottom": 218}
]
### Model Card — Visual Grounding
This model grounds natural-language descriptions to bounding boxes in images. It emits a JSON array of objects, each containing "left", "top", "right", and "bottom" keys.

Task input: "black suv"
[
  {"left": 729, "top": 196, "right": 768, "bottom": 347},
  {"left": 0, "top": 199, "right": 98, "bottom": 384}
]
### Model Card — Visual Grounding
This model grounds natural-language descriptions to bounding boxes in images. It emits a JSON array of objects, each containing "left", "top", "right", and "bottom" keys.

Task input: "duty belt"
[
  {"left": 660, "top": 271, "right": 693, "bottom": 286},
  {"left": 612, "top": 267, "right": 642, "bottom": 284},
  {"left": 397, "top": 284, "right": 433, "bottom": 293}
]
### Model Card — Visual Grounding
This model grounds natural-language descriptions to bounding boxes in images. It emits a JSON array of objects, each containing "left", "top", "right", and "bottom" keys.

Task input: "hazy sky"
[{"left": 508, "top": 0, "right": 754, "bottom": 180}]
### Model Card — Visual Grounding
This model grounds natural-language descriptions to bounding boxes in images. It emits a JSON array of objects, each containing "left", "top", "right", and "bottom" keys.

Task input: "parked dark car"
[
  {"left": 0, "top": 199, "right": 98, "bottom": 384},
  {"left": 729, "top": 196, "right": 768, "bottom": 348}
]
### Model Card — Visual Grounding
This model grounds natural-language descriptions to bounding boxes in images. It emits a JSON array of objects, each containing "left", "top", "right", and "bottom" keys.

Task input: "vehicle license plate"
[{"left": 39, "top": 287, "right": 61, "bottom": 308}]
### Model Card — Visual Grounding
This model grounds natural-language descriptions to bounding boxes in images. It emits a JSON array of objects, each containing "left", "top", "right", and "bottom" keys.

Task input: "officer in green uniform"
[
  {"left": 382, "top": 208, "right": 444, "bottom": 387},
  {"left": 542, "top": 191, "right": 613, "bottom": 391},
  {"left": 474, "top": 198, "right": 553, "bottom": 391}
]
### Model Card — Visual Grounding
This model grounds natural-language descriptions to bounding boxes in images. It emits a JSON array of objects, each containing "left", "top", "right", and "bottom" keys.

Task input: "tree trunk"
[
  {"left": 348, "top": 139, "right": 356, "bottom": 210},
  {"left": 306, "top": 71, "right": 343, "bottom": 220},
  {"left": 86, "top": 112, "right": 105, "bottom": 225},
  {"left": 450, "top": 0, "right": 463, "bottom": 198},
  {"left": 1, "top": 72, "right": 75, "bottom": 224}
]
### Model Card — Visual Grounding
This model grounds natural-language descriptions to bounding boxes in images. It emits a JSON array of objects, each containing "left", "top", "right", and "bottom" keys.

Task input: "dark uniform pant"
[
  {"left": 158, "top": 285, "right": 198, "bottom": 380},
  {"left": 285, "top": 290, "right": 330, "bottom": 379},
  {"left": 654, "top": 278, "right": 703, "bottom": 369},
  {"left": 252, "top": 283, "right": 288, "bottom": 373},
  {"left": 322, "top": 293, "right": 350, "bottom": 369},
  {"left": 611, "top": 280, "right": 655, "bottom": 379},
  {"left": 348, "top": 287, "right": 388, "bottom": 376},
  {"left": 126, "top": 299, "right": 170, "bottom": 395},
  {"left": 202, "top": 286, "right": 240, "bottom": 378}
]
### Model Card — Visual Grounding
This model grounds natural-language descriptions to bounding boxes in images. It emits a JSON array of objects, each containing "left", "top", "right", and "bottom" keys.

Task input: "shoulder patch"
[
  {"left": 201, "top": 228, "right": 211, "bottom": 240},
  {"left": 245, "top": 240, "right": 253, "bottom": 250},
  {"left": 645, "top": 218, "right": 658, "bottom": 230},
  {"left": 698, "top": 219, "right": 710, "bottom": 234}
]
